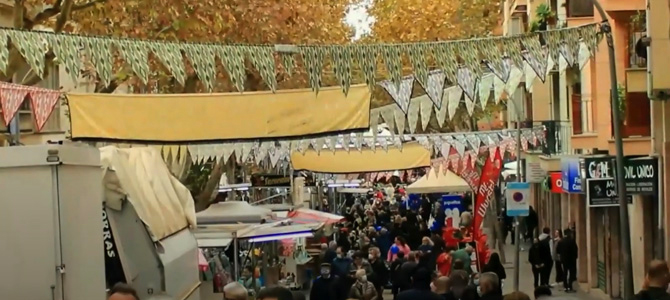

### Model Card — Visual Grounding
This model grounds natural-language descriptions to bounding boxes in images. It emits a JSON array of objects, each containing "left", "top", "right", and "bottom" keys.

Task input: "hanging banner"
[
  {"left": 460, "top": 164, "right": 481, "bottom": 193},
  {"left": 102, "top": 208, "right": 126, "bottom": 288},
  {"left": 473, "top": 149, "right": 503, "bottom": 238}
]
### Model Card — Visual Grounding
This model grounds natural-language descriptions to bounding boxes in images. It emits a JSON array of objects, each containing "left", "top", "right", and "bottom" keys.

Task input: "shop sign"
[
  {"left": 250, "top": 173, "right": 315, "bottom": 187},
  {"left": 525, "top": 161, "right": 545, "bottom": 183},
  {"left": 586, "top": 178, "right": 632, "bottom": 207},
  {"left": 584, "top": 156, "right": 658, "bottom": 195},
  {"left": 550, "top": 172, "right": 563, "bottom": 193},
  {"left": 561, "top": 157, "right": 582, "bottom": 193},
  {"left": 102, "top": 208, "right": 126, "bottom": 287},
  {"left": 624, "top": 158, "right": 658, "bottom": 195}
]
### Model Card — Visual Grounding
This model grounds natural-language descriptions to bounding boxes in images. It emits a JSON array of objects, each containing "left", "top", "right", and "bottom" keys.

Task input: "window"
[
  {"left": 569, "top": 68, "right": 594, "bottom": 134},
  {"left": 628, "top": 14, "right": 647, "bottom": 68},
  {"left": 622, "top": 92, "right": 651, "bottom": 137},
  {"left": 566, "top": 0, "right": 594, "bottom": 17}
]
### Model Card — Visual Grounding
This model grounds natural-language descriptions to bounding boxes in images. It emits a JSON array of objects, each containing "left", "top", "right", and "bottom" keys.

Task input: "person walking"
[
  {"left": 333, "top": 247, "right": 353, "bottom": 278},
  {"left": 436, "top": 247, "right": 454, "bottom": 277},
  {"left": 368, "top": 247, "right": 388, "bottom": 300},
  {"left": 311, "top": 263, "right": 340, "bottom": 300},
  {"left": 390, "top": 252, "right": 406, "bottom": 299},
  {"left": 525, "top": 207, "right": 538, "bottom": 242},
  {"left": 388, "top": 236, "right": 411, "bottom": 262},
  {"left": 349, "top": 269, "right": 378, "bottom": 300},
  {"left": 482, "top": 252, "right": 506, "bottom": 289},
  {"left": 556, "top": 229, "right": 578, "bottom": 292},
  {"left": 398, "top": 252, "right": 419, "bottom": 292},
  {"left": 635, "top": 260, "right": 670, "bottom": 300},
  {"left": 538, "top": 228, "right": 553, "bottom": 287},
  {"left": 451, "top": 245, "right": 474, "bottom": 275},
  {"left": 552, "top": 229, "right": 564, "bottom": 287},
  {"left": 528, "top": 238, "right": 543, "bottom": 288}
]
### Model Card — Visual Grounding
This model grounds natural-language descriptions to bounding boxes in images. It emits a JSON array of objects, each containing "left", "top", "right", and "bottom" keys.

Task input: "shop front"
[{"left": 560, "top": 157, "right": 588, "bottom": 286}]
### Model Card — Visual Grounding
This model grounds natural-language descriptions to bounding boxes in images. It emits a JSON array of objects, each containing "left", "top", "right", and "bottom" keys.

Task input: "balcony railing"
[{"left": 520, "top": 120, "right": 572, "bottom": 156}]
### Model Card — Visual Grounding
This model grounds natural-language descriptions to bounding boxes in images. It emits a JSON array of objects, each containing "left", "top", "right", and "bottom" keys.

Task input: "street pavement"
[{"left": 499, "top": 242, "right": 600, "bottom": 299}]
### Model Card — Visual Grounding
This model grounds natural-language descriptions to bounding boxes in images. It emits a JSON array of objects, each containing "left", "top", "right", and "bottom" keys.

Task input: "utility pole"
[{"left": 591, "top": 1, "right": 634, "bottom": 298}]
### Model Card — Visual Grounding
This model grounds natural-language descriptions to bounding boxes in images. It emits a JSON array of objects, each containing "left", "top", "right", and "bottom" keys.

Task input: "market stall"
[
  {"left": 195, "top": 201, "right": 276, "bottom": 224},
  {"left": 405, "top": 167, "right": 472, "bottom": 194}
]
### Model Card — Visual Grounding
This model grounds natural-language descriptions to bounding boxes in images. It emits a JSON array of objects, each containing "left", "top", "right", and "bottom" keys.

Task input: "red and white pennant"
[{"left": 0, "top": 82, "right": 62, "bottom": 132}]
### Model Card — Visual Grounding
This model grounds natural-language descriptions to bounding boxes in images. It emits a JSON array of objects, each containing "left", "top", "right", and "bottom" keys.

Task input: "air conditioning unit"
[{"left": 648, "top": 0, "right": 670, "bottom": 99}]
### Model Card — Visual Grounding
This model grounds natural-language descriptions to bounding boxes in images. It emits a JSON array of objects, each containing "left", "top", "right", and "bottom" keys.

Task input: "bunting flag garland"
[
  {"left": 478, "top": 75, "right": 494, "bottom": 110},
  {"left": 0, "top": 82, "right": 62, "bottom": 131},
  {"left": 0, "top": 24, "right": 600, "bottom": 94},
  {"left": 457, "top": 67, "right": 478, "bottom": 104},
  {"left": 141, "top": 127, "right": 544, "bottom": 168}
]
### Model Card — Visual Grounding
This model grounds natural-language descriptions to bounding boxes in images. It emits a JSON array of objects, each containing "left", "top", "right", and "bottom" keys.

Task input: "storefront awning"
[
  {"left": 287, "top": 208, "right": 345, "bottom": 225},
  {"left": 290, "top": 142, "right": 431, "bottom": 173},
  {"left": 237, "top": 223, "right": 315, "bottom": 242},
  {"left": 67, "top": 85, "right": 371, "bottom": 143}
]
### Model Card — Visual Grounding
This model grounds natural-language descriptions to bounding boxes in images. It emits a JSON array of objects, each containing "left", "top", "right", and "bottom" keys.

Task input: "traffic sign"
[{"left": 506, "top": 182, "right": 530, "bottom": 217}]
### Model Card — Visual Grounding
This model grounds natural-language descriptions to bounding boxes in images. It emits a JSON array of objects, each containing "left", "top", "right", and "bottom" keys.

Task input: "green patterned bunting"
[
  {"left": 0, "top": 24, "right": 600, "bottom": 94},
  {"left": 382, "top": 45, "right": 404, "bottom": 88},
  {"left": 246, "top": 46, "right": 277, "bottom": 92},
  {"left": 183, "top": 43, "right": 217, "bottom": 92},
  {"left": 355, "top": 45, "right": 379, "bottom": 92},
  {"left": 300, "top": 46, "right": 325, "bottom": 93},
  {"left": 407, "top": 44, "right": 428, "bottom": 87},
  {"left": 9, "top": 30, "right": 49, "bottom": 78},
  {"left": 116, "top": 40, "right": 151, "bottom": 84},
  {"left": 214, "top": 45, "right": 246, "bottom": 92},
  {"left": 150, "top": 42, "right": 186, "bottom": 86},
  {"left": 329, "top": 45, "right": 353, "bottom": 96},
  {"left": 48, "top": 35, "right": 82, "bottom": 84},
  {"left": 84, "top": 37, "right": 115, "bottom": 87},
  {"left": 431, "top": 42, "right": 459, "bottom": 84},
  {"left": 279, "top": 52, "right": 295, "bottom": 76}
]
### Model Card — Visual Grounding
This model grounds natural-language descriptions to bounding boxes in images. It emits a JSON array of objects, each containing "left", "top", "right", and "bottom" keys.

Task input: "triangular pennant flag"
[
  {"left": 434, "top": 95, "right": 449, "bottom": 128},
  {"left": 380, "top": 108, "right": 397, "bottom": 134},
  {"left": 525, "top": 62, "right": 537, "bottom": 90},
  {"left": 394, "top": 109, "right": 406, "bottom": 137},
  {"left": 419, "top": 98, "right": 433, "bottom": 130},
  {"left": 378, "top": 137, "right": 389, "bottom": 152},
  {"left": 421, "top": 69, "right": 447, "bottom": 109},
  {"left": 442, "top": 158, "right": 451, "bottom": 176},
  {"left": 578, "top": 42, "right": 591, "bottom": 70},
  {"left": 392, "top": 137, "right": 403, "bottom": 151},
  {"left": 440, "top": 141, "right": 452, "bottom": 158},
  {"left": 486, "top": 57, "right": 513, "bottom": 83},
  {"left": 0, "top": 87, "right": 28, "bottom": 126},
  {"left": 379, "top": 75, "right": 415, "bottom": 114},
  {"left": 342, "top": 134, "right": 351, "bottom": 152},
  {"left": 365, "top": 137, "right": 376, "bottom": 152},
  {"left": 407, "top": 99, "right": 420, "bottom": 134},
  {"left": 493, "top": 76, "right": 505, "bottom": 104},
  {"left": 466, "top": 134, "right": 481, "bottom": 154},
  {"left": 457, "top": 67, "right": 478, "bottom": 106},
  {"left": 505, "top": 66, "right": 524, "bottom": 97},
  {"left": 451, "top": 136, "right": 467, "bottom": 156},
  {"left": 546, "top": 55, "right": 555, "bottom": 78},
  {"left": 478, "top": 75, "right": 494, "bottom": 110},
  {"left": 431, "top": 158, "right": 442, "bottom": 171},
  {"left": 430, "top": 135, "right": 444, "bottom": 154},
  {"left": 311, "top": 138, "right": 325, "bottom": 154},
  {"left": 446, "top": 86, "right": 463, "bottom": 120},
  {"left": 354, "top": 132, "right": 364, "bottom": 152},
  {"left": 417, "top": 136, "right": 432, "bottom": 151},
  {"left": 327, "top": 136, "right": 338, "bottom": 152},
  {"left": 222, "top": 145, "right": 234, "bottom": 164},
  {"left": 29, "top": 90, "right": 61, "bottom": 132},
  {"left": 464, "top": 94, "right": 476, "bottom": 117},
  {"left": 558, "top": 55, "right": 568, "bottom": 75},
  {"left": 521, "top": 36, "right": 549, "bottom": 82}
]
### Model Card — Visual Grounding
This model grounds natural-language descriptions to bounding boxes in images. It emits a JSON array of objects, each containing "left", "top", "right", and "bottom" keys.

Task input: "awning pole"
[{"left": 233, "top": 232, "right": 239, "bottom": 281}]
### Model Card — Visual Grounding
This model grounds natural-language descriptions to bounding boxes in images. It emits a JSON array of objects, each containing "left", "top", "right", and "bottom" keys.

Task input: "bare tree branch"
[
  {"left": 71, "top": 0, "right": 107, "bottom": 11},
  {"left": 54, "top": 0, "right": 73, "bottom": 32},
  {"left": 13, "top": 0, "right": 24, "bottom": 28}
]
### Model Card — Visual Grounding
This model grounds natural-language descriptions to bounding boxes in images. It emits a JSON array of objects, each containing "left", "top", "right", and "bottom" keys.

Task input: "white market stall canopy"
[
  {"left": 193, "top": 224, "right": 251, "bottom": 248},
  {"left": 196, "top": 201, "right": 275, "bottom": 224},
  {"left": 287, "top": 208, "right": 345, "bottom": 225},
  {"left": 237, "top": 223, "right": 316, "bottom": 242},
  {"left": 101, "top": 146, "right": 197, "bottom": 241},
  {"left": 405, "top": 168, "right": 471, "bottom": 194}
]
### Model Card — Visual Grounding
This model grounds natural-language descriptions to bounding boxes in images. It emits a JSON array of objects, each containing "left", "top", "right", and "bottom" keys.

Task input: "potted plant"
[{"left": 536, "top": 3, "right": 557, "bottom": 26}]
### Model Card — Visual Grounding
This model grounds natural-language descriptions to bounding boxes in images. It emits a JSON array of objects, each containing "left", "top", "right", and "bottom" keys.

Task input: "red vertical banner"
[{"left": 473, "top": 148, "right": 503, "bottom": 239}]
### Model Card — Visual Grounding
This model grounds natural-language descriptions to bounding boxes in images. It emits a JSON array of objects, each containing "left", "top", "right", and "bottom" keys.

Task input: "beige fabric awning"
[
  {"left": 405, "top": 168, "right": 472, "bottom": 194},
  {"left": 290, "top": 142, "right": 430, "bottom": 173},
  {"left": 68, "top": 85, "right": 371, "bottom": 142}
]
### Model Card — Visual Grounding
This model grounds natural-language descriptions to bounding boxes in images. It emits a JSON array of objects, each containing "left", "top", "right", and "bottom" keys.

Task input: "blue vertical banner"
[
  {"left": 561, "top": 157, "right": 583, "bottom": 193},
  {"left": 441, "top": 195, "right": 463, "bottom": 229}
]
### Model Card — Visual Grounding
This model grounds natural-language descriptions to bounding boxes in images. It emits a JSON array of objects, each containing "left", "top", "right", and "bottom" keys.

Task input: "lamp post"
[{"left": 590, "top": 1, "right": 634, "bottom": 299}]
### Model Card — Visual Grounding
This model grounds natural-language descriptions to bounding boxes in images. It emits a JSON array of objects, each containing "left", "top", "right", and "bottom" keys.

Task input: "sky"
[{"left": 344, "top": 0, "right": 374, "bottom": 40}]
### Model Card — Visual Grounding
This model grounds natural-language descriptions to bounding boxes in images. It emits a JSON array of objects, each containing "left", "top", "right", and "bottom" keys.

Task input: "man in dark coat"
[
  {"left": 556, "top": 229, "right": 578, "bottom": 292},
  {"left": 397, "top": 252, "right": 418, "bottom": 292},
  {"left": 395, "top": 268, "right": 442, "bottom": 300},
  {"left": 310, "top": 263, "right": 341, "bottom": 300},
  {"left": 635, "top": 260, "right": 670, "bottom": 300},
  {"left": 390, "top": 252, "right": 406, "bottom": 299},
  {"left": 538, "top": 227, "right": 553, "bottom": 286},
  {"left": 368, "top": 247, "right": 389, "bottom": 300}
]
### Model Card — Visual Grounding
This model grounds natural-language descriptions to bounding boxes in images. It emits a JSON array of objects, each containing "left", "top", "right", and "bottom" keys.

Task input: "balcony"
[{"left": 626, "top": 27, "right": 648, "bottom": 93}]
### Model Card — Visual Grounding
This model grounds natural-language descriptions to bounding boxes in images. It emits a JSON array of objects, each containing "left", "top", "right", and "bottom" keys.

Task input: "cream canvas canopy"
[{"left": 405, "top": 168, "right": 472, "bottom": 194}]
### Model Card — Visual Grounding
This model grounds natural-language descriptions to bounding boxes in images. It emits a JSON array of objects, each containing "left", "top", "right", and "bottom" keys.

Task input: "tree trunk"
[{"left": 194, "top": 158, "right": 226, "bottom": 212}]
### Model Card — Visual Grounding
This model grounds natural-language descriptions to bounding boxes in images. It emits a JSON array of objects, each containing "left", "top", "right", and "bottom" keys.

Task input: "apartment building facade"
[{"left": 503, "top": 0, "right": 657, "bottom": 299}]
